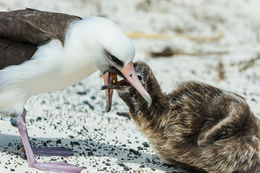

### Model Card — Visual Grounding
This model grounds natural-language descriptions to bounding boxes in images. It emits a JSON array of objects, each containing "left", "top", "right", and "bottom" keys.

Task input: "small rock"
[
  {"left": 83, "top": 100, "right": 94, "bottom": 110},
  {"left": 56, "top": 139, "right": 61, "bottom": 144},
  {"left": 77, "top": 91, "right": 88, "bottom": 95},
  {"left": 129, "top": 149, "right": 140, "bottom": 156},
  {"left": 10, "top": 118, "right": 17, "bottom": 127},
  {"left": 36, "top": 117, "right": 42, "bottom": 121},
  {"left": 118, "top": 163, "right": 130, "bottom": 171},
  {"left": 68, "top": 135, "right": 75, "bottom": 139},
  {"left": 88, "top": 151, "right": 94, "bottom": 156},
  {"left": 150, "top": 47, "right": 176, "bottom": 58},
  {"left": 142, "top": 142, "right": 150, "bottom": 147},
  {"left": 137, "top": 146, "right": 143, "bottom": 150}
]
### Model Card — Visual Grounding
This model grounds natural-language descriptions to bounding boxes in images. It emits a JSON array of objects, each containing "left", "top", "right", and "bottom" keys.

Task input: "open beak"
[
  {"left": 103, "top": 62, "right": 152, "bottom": 112},
  {"left": 103, "top": 72, "right": 117, "bottom": 112},
  {"left": 120, "top": 62, "right": 152, "bottom": 107}
]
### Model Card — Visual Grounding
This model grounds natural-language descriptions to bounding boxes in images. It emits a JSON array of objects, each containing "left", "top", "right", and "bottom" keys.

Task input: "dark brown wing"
[
  {"left": 0, "top": 8, "right": 81, "bottom": 45},
  {"left": 0, "top": 8, "right": 81, "bottom": 70},
  {"left": 0, "top": 37, "right": 37, "bottom": 70}
]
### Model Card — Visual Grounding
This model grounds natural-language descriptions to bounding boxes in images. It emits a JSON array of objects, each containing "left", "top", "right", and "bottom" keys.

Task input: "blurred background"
[{"left": 0, "top": 0, "right": 260, "bottom": 172}]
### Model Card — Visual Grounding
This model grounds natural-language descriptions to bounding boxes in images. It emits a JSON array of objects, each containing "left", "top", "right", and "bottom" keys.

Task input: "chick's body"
[{"left": 117, "top": 62, "right": 260, "bottom": 173}]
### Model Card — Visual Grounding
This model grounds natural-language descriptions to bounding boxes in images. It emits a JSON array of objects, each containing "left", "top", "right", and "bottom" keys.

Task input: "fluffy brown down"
[{"left": 117, "top": 62, "right": 260, "bottom": 173}]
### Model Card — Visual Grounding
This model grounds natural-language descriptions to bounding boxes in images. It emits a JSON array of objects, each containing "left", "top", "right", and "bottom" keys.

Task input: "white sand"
[{"left": 0, "top": 0, "right": 260, "bottom": 172}]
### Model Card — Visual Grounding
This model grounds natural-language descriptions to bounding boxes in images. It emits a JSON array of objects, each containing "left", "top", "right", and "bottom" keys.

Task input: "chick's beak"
[
  {"left": 103, "top": 72, "right": 117, "bottom": 112},
  {"left": 120, "top": 62, "right": 152, "bottom": 107}
]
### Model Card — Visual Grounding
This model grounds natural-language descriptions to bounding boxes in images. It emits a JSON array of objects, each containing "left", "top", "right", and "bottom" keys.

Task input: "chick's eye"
[{"left": 137, "top": 75, "right": 142, "bottom": 81}]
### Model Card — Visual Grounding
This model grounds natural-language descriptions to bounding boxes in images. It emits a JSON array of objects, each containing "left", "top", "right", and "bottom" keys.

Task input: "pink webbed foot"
[
  {"left": 16, "top": 110, "right": 84, "bottom": 173},
  {"left": 32, "top": 161, "right": 84, "bottom": 173}
]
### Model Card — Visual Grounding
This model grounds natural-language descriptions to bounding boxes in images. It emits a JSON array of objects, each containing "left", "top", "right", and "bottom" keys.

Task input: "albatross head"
[{"left": 82, "top": 17, "right": 152, "bottom": 112}]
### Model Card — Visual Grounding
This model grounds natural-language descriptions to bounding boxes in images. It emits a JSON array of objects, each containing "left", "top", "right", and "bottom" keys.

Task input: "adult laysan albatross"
[{"left": 0, "top": 8, "right": 152, "bottom": 173}]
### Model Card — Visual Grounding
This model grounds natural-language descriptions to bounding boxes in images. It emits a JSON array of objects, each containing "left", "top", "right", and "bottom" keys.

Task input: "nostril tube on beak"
[{"left": 129, "top": 73, "right": 132, "bottom": 77}]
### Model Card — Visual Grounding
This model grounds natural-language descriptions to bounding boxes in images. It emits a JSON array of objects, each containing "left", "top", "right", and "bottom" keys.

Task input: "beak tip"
[{"left": 146, "top": 95, "right": 152, "bottom": 108}]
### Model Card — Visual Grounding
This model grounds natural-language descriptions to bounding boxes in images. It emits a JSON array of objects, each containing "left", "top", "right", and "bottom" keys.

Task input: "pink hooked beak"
[
  {"left": 103, "top": 62, "right": 152, "bottom": 112},
  {"left": 120, "top": 62, "right": 152, "bottom": 107},
  {"left": 103, "top": 72, "right": 117, "bottom": 112}
]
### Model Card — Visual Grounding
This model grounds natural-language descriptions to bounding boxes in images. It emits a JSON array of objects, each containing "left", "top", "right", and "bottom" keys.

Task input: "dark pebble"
[
  {"left": 142, "top": 142, "right": 150, "bottom": 147},
  {"left": 77, "top": 91, "right": 88, "bottom": 95},
  {"left": 118, "top": 163, "right": 130, "bottom": 171},
  {"left": 123, "top": 166, "right": 130, "bottom": 171},
  {"left": 116, "top": 112, "right": 130, "bottom": 119},
  {"left": 150, "top": 47, "right": 176, "bottom": 58},
  {"left": 88, "top": 151, "right": 94, "bottom": 156},
  {"left": 129, "top": 149, "right": 140, "bottom": 156},
  {"left": 118, "top": 163, "right": 124, "bottom": 167},
  {"left": 56, "top": 139, "right": 61, "bottom": 144},
  {"left": 73, "top": 141, "right": 80, "bottom": 145},
  {"left": 70, "top": 141, "right": 80, "bottom": 146},
  {"left": 83, "top": 100, "right": 94, "bottom": 110},
  {"left": 68, "top": 135, "right": 75, "bottom": 139},
  {"left": 10, "top": 118, "right": 17, "bottom": 127},
  {"left": 146, "top": 158, "right": 151, "bottom": 163},
  {"left": 137, "top": 146, "right": 143, "bottom": 150},
  {"left": 36, "top": 117, "right": 42, "bottom": 121}
]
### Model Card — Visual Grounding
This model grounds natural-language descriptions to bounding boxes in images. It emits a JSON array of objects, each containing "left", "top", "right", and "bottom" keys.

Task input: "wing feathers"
[
  {"left": 0, "top": 8, "right": 81, "bottom": 45},
  {"left": 0, "top": 8, "right": 81, "bottom": 69},
  {"left": 0, "top": 37, "right": 37, "bottom": 70}
]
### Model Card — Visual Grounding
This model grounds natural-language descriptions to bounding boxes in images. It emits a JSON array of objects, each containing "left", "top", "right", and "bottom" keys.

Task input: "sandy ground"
[{"left": 1, "top": 0, "right": 260, "bottom": 172}]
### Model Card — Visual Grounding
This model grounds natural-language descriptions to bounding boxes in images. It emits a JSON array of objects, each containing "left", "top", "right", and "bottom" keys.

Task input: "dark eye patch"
[{"left": 104, "top": 49, "right": 124, "bottom": 67}]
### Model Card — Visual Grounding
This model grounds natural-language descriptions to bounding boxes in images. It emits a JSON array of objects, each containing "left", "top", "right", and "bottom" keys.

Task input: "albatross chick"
[{"left": 103, "top": 62, "right": 260, "bottom": 173}]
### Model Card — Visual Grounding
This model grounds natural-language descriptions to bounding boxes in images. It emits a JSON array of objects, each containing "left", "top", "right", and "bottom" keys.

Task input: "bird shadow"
[{"left": 0, "top": 132, "right": 205, "bottom": 173}]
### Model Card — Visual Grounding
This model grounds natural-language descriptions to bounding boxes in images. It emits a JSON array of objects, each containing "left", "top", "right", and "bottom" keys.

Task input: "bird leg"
[
  {"left": 16, "top": 109, "right": 84, "bottom": 173},
  {"left": 22, "top": 109, "right": 27, "bottom": 122},
  {"left": 10, "top": 109, "right": 26, "bottom": 127},
  {"left": 22, "top": 109, "right": 73, "bottom": 157},
  {"left": 11, "top": 109, "right": 73, "bottom": 157}
]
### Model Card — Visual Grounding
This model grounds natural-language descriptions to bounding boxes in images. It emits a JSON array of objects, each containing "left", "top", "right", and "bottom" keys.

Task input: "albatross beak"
[
  {"left": 103, "top": 72, "right": 117, "bottom": 112},
  {"left": 120, "top": 62, "right": 152, "bottom": 107}
]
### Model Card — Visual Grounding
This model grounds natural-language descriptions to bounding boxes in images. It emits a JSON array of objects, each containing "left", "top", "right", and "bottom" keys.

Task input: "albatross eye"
[
  {"left": 104, "top": 49, "right": 124, "bottom": 67},
  {"left": 109, "top": 55, "right": 124, "bottom": 67}
]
